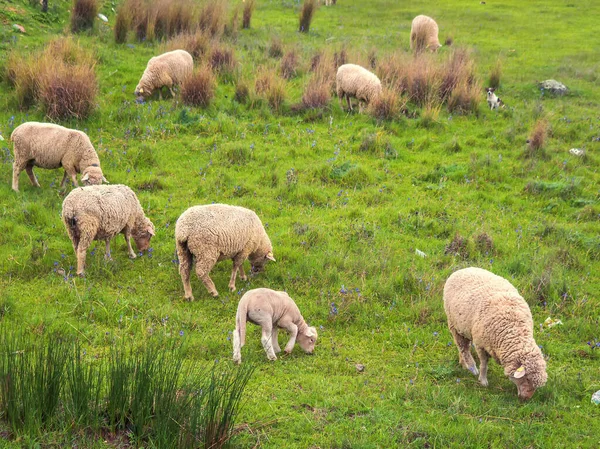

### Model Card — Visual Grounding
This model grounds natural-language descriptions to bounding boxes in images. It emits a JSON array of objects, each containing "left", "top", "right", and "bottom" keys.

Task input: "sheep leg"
[
  {"left": 194, "top": 254, "right": 219, "bottom": 297},
  {"left": 12, "top": 160, "right": 29, "bottom": 192},
  {"left": 176, "top": 240, "right": 195, "bottom": 301},
  {"left": 232, "top": 329, "right": 242, "bottom": 364},
  {"left": 271, "top": 328, "right": 281, "bottom": 353},
  {"left": 279, "top": 318, "right": 298, "bottom": 354},
  {"left": 123, "top": 228, "right": 137, "bottom": 259},
  {"left": 346, "top": 95, "right": 352, "bottom": 111},
  {"left": 25, "top": 163, "right": 40, "bottom": 188},
  {"left": 68, "top": 170, "right": 79, "bottom": 187},
  {"left": 60, "top": 171, "right": 69, "bottom": 188},
  {"left": 169, "top": 87, "right": 176, "bottom": 98},
  {"left": 229, "top": 254, "right": 248, "bottom": 292},
  {"left": 75, "top": 235, "right": 92, "bottom": 276},
  {"left": 238, "top": 264, "right": 247, "bottom": 281},
  {"left": 449, "top": 327, "right": 478, "bottom": 375},
  {"left": 475, "top": 346, "right": 490, "bottom": 386},
  {"left": 260, "top": 323, "right": 277, "bottom": 361},
  {"left": 104, "top": 239, "right": 112, "bottom": 261}
]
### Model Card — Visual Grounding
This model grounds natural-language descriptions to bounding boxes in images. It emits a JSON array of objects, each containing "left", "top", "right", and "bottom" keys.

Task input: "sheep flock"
[{"left": 10, "top": 8, "right": 590, "bottom": 441}]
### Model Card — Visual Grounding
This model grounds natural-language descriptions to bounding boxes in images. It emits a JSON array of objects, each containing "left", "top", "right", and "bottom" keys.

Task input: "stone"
[{"left": 539, "top": 79, "right": 568, "bottom": 95}]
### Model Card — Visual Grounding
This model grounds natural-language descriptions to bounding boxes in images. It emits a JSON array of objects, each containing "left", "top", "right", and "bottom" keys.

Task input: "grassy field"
[{"left": 0, "top": 0, "right": 599, "bottom": 447}]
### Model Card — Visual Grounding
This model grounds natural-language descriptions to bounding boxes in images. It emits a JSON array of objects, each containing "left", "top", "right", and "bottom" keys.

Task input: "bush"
[
  {"left": 280, "top": 49, "right": 299, "bottom": 79},
  {"left": 488, "top": 59, "right": 502, "bottom": 89},
  {"left": 299, "top": 0, "right": 316, "bottom": 33},
  {"left": 166, "top": 31, "right": 209, "bottom": 60},
  {"left": 269, "top": 36, "right": 284, "bottom": 58},
  {"left": 181, "top": 65, "right": 216, "bottom": 107},
  {"left": 527, "top": 119, "right": 549, "bottom": 156},
  {"left": 368, "top": 88, "right": 402, "bottom": 120},
  {"left": 71, "top": 0, "right": 98, "bottom": 33},
  {"left": 114, "top": 6, "right": 130, "bottom": 43},
  {"left": 242, "top": 0, "right": 256, "bottom": 29},
  {"left": 301, "top": 73, "right": 331, "bottom": 109}
]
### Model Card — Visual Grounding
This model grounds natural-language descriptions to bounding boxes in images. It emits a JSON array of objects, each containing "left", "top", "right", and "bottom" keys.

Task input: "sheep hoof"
[
  {"left": 268, "top": 354, "right": 277, "bottom": 361},
  {"left": 468, "top": 365, "right": 479, "bottom": 376},
  {"left": 185, "top": 295, "right": 195, "bottom": 302},
  {"left": 233, "top": 358, "right": 241, "bottom": 365},
  {"left": 229, "top": 285, "right": 236, "bottom": 293},
  {"left": 77, "top": 271, "right": 85, "bottom": 277},
  {"left": 129, "top": 253, "right": 137, "bottom": 259},
  {"left": 479, "top": 378, "right": 488, "bottom": 387},
  {"left": 211, "top": 291, "right": 219, "bottom": 297},
  {"left": 240, "top": 275, "right": 248, "bottom": 281}
]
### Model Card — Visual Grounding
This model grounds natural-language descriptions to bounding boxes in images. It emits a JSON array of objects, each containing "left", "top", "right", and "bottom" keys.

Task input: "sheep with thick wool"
[
  {"left": 11, "top": 122, "right": 107, "bottom": 192},
  {"left": 62, "top": 185, "right": 155, "bottom": 276},
  {"left": 134, "top": 49, "right": 193, "bottom": 99},
  {"left": 443, "top": 267, "right": 547, "bottom": 400},
  {"left": 175, "top": 204, "right": 275, "bottom": 300},
  {"left": 336, "top": 63, "right": 382, "bottom": 112},
  {"left": 232, "top": 288, "right": 318, "bottom": 364},
  {"left": 410, "top": 15, "right": 442, "bottom": 53}
]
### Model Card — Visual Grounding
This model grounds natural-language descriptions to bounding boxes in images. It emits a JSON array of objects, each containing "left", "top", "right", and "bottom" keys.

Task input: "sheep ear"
[
  {"left": 306, "top": 326, "right": 317, "bottom": 337},
  {"left": 513, "top": 366, "right": 526, "bottom": 379},
  {"left": 265, "top": 252, "right": 276, "bottom": 262},
  {"left": 139, "top": 87, "right": 144, "bottom": 94},
  {"left": 81, "top": 173, "right": 89, "bottom": 182},
  {"left": 102, "top": 176, "right": 109, "bottom": 184},
  {"left": 147, "top": 226, "right": 155, "bottom": 236}
]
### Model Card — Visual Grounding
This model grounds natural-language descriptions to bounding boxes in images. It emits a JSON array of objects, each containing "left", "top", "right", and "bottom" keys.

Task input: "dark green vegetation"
[{"left": 1, "top": 0, "right": 599, "bottom": 447}]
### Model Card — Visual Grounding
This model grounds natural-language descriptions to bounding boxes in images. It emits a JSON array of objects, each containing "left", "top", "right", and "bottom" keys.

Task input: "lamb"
[
  {"left": 61, "top": 185, "right": 155, "bottom": 276},
  {"left": 175, "top": 204, "right": 275, "bottom": 300},
  {"left": 134, "top": 49, "right": 193, "bottom": 100},
  {"left": 443, "top": 267, "right": 547, "bottom": 400},
  {"left": 232, "top": 288, "right": 318, "bottom": 364},
  {"left": 336, "top": 64, "right": 382, "bottom": 113},
  {"left": 11, "top": 122, "right": 107, "bottom": 192},
  {"left": 486, "top": 87, "right": 504, "bottom": 110},
  {"left": 410, "top": 15, "right": 442, "bottom": 53}
]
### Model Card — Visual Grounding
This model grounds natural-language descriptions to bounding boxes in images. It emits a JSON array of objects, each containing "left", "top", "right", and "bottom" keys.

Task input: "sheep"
[
  {"left": 10, "top": 122, "right": 107, "bottom": 192},
  {"left": 486, "top": 87, "right": 504, "bottom": 110},
  {"left": 175, "top": 204, "right": 275, "bottom": 300},
  {"left": 61, "top": 184, "right": 155, "bottom": 276},
  {"left": 410, "top": 15, "right": 442, "bottom": 53},
  {"left": 134, "top": 49, "right": 193, "bottom": 100},
  {"left": 232, "top": 288, "right": 318, "bottom": 364},
  {"left": 443, "top": 267, "right": 547, "bottom": 400},
  {"left": 336, "top": 63, "right": 382, "bottom": 113}
]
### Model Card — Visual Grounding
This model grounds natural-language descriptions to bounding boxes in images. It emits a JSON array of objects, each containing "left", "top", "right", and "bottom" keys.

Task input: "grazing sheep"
[
  {"left": 62, "top": 185, "right": 155, "bottom": 276},
  {"left": 175, "top": 204, "right": 275, "bottom": 300},
  {"left": 410, "top": 15, "right": 442, "bottom": 53},
  {"left": 11, "top": 122, "right": 107, "bottom": 192},
  {"left": 336, "top": 63, "right": 382, "bottom": 112},
  {"left": 486, "top": 87, "right": 503, "bottom": 110},
  {"left": 134, "top": 49, "right": 193, "bottom": 100},
  {"left": 232, "top": 288, "right": 318, "bottom": 364},
  {"left": 443, "top": 267, "right": 547, "bottom": 400}
]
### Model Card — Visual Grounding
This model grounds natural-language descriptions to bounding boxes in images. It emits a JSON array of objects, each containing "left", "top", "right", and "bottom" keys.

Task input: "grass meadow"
[{"left": 0, "top": 0, "right": 599, "bottom": 447}]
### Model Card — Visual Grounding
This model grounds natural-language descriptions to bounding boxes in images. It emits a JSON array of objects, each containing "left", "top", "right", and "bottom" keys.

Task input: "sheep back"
[
  {"left": 410, "top": 15, "right": 441, "bottom": 52},
  {"left": 336, "top": 64, "right": 382, "bottom": 103},
  {"left": 135, "top": 49, "right": 193, "bottom": 95},
  {"left": 11, "top": 122, "right": 100, "bottom": 170},
  {"left": 62, "top": 184, "right": 148, "bottom": 240},
  {"left": 175, "top": 204, "right": 272, "bottom": 259}
]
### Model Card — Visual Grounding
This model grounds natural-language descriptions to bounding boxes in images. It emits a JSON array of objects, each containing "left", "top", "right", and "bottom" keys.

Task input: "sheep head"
[
  {"left": 296, "top": 326, "right": 318, "bottom": 354},
  {"left": 134, "top": 82, "right": 152, "bottom": 98},
  {"left": 249, "top": 249, "right": 275, "bottom": 275},
  {"left": 81, "top": 166, "right": 108, "bottom": 185},
  {"left": 132, "top": 217, "right": 155, "bottom": 252},
  {"left": 506, "top": 354, "right": 547, "bottom": 401}
]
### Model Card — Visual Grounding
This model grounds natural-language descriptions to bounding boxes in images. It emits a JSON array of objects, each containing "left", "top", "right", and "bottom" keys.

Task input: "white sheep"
[
  {"left": 10, "top": 122, "right": 107, "bottom": 192},
  {"left": 61, "top": 184, "right": 155, "bottom": 275},
  {"left": 410, "top": 15, "right": 442, "bottom": 53},
  {"left": 232, "top": 288, "right": 317, "bottom": 364},
  {"left": 336, "top": 63, "right": 382, "bottom": 113},
  {"left": 443, "top": 267, "right": 547, "bottom": 400},
  {"left": 175, "top": 204, "right": 275, "bottom": 300},
  {"left": 134, "top": 49, "right": 193, "bottom": 100}
]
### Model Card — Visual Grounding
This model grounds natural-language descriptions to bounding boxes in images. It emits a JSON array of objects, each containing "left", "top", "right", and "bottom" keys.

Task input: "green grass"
[{"left": 1, "top": 0, "right": 600, "bottom": 447}]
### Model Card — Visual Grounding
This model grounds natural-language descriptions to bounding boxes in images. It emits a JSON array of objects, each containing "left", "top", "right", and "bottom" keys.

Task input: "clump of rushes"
[
  {"left": 70, "top": 0, "right": 98, "bottom": 33},
  {"left": 280, "top": 49, "right": 299, "bottom": 79},
  {"left": 526, "top": 119, "right": 549, "bottom": 157},
  {"left": 181, "top": 65, "right": 216, "bottom": 107},
  {"left": 299, "top": 0, "right": 316, "bottom": 33},
  {"left": 242, "top": 0, "right": 256, "bottom": 29}
]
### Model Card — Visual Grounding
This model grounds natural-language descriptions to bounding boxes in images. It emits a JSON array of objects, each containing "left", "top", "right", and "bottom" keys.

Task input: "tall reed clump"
[
  {"left": 368, "top": 88, "right": 402, "bottom": 120},
  {"left": 280, "top": 49, "right": 299, "bottom": 79},
  {"left": 210, "top": 45, "right": 237, "bottom": 80},
  {"left": 299, "top": 0, "right": 316, "bottom": 33},
  {"left": 114, "top": 5, "right": 130, "bottom": 43},
  {"left": 70, "top": 0, "right": 98, "bottom": 33},
  {"left": 182, "top": 65, "right": 216, "bottom": 107},
  {"left": 199, "top": 0, "right": 227, "bottom": 38},
  {"left": 165, "top": 30, "right": 210, "bottom": 60},
  {"left": 242, "top": 0, "right": 256, "bottom": 29},
  {"left": 488, "top": 58, "right": 502, "bottom": 89},
  {"left": 526, "top": 119, "right": 549, "bottom": 157},
  {"left": 5, "top": 37, "right": 98, "bottom": 119},
  {"left": 0, "top": 329, "right": 255, "bottom": 448},
  {"left": 255, "top": 68, "right": 286, "bottom": 112},
  {"left": 301, "top": 72, "right": 331, "bottom": 109}
]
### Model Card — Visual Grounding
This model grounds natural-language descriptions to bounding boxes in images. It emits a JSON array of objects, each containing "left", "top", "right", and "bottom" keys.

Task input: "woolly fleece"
[
  {"left": 410, "top": 15, "right": 441, "bottom": 53},
  {"left": 134, "top": 49, "right": 193, "bottom": 98},
  {"left": 336, "top": 63, "right": 382, "bottom": 112}
]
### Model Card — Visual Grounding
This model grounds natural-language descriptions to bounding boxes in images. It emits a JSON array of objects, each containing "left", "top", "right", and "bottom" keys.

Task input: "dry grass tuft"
[
  {"left": 301, "top": 73, "right": 331, "bottom": 109},
  {"left": 181, "top": 65, "right": 216, "bottom": 107},
  {"left": 210, "top": 45, "right": 237, "bottom": 76},
  {"left": 269, "top": 37, "right": 284, "bottom": 59},
  {"left": 71, "top": 0, "right": 98, "bottom": 33},
  {"left": 235, "top": 80, "right": 250, "bottom": 103},
  {"left": 280, "top": 49, "right": 299, "bottom": 79},
  {"left": 199, "top": 0, "right": 226, "bottom": 38},
  {"left": 242, "top": 0, "right": 256, "bottom": 29},
  {"left": 299, "top": 0, "right": 317, "bottom": 33},
  {"left": 114, "top": 6, "right": 130, "bottom": 43},
  {"left": 368, "top": 88, "right": 403, "bottom": 120},
  {"left": 165, "top": 31, "right": 209, "bottom": 60},
  {"left": 488, "top": 59, "right": 502, "bottom": 89},
  {"left": 527, "top": 119, "right": 549, "bottom": 156}
]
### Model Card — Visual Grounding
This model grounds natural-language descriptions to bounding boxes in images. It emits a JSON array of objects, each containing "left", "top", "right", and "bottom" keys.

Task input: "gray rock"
[{"left": 539, "top": 79, "right": 568, "bottom": 95}]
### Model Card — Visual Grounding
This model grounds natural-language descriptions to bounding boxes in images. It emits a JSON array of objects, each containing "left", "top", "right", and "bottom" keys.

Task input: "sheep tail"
[
  {"left": 175, "top": 238, "right": 193, "bottom": 273},
  {"left": 236, "top": 300, "right": 248, "bottom": 348}
]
